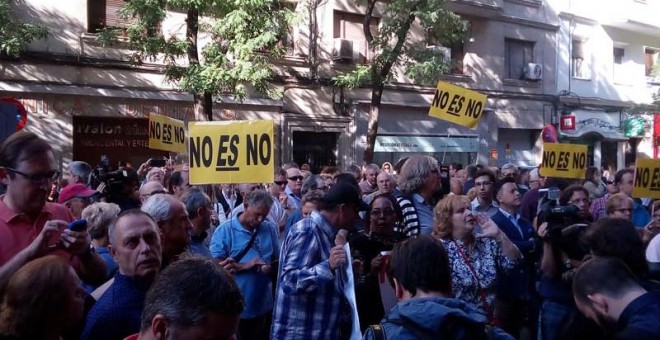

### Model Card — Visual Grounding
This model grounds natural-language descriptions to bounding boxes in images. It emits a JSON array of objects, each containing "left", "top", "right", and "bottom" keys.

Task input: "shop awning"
[{"left": 374, "top": 135, "right": 478, "bottom": 153}]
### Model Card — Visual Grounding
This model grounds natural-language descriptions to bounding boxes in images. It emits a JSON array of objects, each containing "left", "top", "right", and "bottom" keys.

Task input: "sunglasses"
[
  {"left": 288, "top": 176, "right": 304, "bottom": 181},
  {"left": 274, "top": 181, "right": 287, "bottom": 186}
]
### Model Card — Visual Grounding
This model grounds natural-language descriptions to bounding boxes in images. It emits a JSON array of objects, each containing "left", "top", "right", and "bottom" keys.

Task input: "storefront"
[{"left": 373, "top": 134, "right": 478, "bottom": 166}]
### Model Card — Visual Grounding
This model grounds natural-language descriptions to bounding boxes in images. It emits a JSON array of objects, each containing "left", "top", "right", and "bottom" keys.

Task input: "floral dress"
[{"left": 440, "top": 237, "right": 517, "bottom": 317}]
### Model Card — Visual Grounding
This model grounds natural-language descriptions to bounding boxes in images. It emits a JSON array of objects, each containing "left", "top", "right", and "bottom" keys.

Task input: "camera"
[
  {"left": 89, "top": 155, "right": 138, "bottom": 202},
  {"left": 537, "top": 188, "right": 590, "bottom": 261}
]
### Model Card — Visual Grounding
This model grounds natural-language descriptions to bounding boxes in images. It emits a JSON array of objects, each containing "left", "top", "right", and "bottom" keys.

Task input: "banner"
[
  {"left": 148, "top": 113, "right": 186, "bottom": 153},
  {"left": 188, "top": 120, "right": 274, "bottom": 184},
  {"left": 538, "top": 143, "right": 588, "bottom": 179},
  {"left": 428, "top": 81, "right": 487, "bottom": 129},
  {"left": 632, "top": 158, "right": 660, "bottom": 199}
]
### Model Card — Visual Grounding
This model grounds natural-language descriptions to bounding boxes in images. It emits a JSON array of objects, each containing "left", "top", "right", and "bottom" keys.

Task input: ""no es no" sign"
[
  {"left": 188, "top": 120, "right": 274, "bottom": 184},
  {"left": 148, "top": 113, "right": 187, "bottom": 153}
]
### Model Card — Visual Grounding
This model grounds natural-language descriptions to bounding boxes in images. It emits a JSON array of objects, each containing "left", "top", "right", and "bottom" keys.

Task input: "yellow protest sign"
[
  {"left": 188, "top": 120, "right": 274, "bottom": 184},
  {"left": 632, "top": 158, "right": 660, "bottom": 199},
  {"left": 538, "top": 143, "right": 588, "bottom": 179},
  {"left": 148, "top": 113, "right": 186, "bottom": 153},
  {"left": 428, "top": 81, "right": 487, "bottom": 129}
]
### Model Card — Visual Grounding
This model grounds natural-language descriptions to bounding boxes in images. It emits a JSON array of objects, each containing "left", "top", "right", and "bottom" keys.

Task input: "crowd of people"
[{"left": 1, "top": 129, "right": 660, "bottom": 339}]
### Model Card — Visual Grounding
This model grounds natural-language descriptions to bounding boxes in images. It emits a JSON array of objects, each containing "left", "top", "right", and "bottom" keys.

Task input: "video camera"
[
  {"left": 537, "top": 187, "right": 590, "bottom": 261},
  {"left": 89, "top": 155, "right": 137, "bottom": 200}
]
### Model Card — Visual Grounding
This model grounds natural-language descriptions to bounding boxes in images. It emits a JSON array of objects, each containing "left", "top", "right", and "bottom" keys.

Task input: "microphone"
[{"left": 335, "top": 229, "right": 349, "bottom": 246}]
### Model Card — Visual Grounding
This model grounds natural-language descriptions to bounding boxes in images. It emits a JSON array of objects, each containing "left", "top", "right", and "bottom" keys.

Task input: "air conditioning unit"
[
  {"left": 332, "top": 38, "right": 355, "bottom": 61},
  {"left": 426, "top": 45, "right": 451, "bottom": 61},
  {"left": 523, "top": 63, "right": 543, "bottom": 80}
]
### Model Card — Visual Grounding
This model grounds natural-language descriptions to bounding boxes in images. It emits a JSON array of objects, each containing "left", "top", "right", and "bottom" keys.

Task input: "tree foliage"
[
  {"left": 0, "top": 0, "right": 48, "bottom": 57},
  {"left": 332, "top": 0, "right": 467, "bottom": 162},
  {"left": 334, "top": 0, "right": 467, "bottom": 89},
  {"left": 98, "top": 0, "right": 291, "bottom": 105}
]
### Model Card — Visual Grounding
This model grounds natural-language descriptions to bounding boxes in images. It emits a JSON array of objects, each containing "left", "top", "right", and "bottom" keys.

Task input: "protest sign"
[
  {"left": 428, "top": 81, "right": 487, "bottom": 129},
  {"left": 632, "top": 158, "right": 660, "bottom": 199},
  {"left": 538, "top": 143, "right": 588, "bottom": 179},
  {"left": 188, "top": 120, "right": 274, "bottom": 184},
  {"left": 148, "top": 113, "right": 186, "bottom": 153}
]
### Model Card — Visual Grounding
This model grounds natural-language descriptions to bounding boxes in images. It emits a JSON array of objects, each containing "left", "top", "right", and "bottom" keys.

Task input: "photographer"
[
  {"left": 91, "top": 165, "right": 140, "bottom": 212},
  {"left": 537, "top": 185, "right": 594, "bottom": 340}
]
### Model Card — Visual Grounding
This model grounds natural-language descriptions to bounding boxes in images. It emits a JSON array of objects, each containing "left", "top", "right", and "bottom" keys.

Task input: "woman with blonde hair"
[{"left": 432, "top": 195, "right": 521, "bottom": 321}]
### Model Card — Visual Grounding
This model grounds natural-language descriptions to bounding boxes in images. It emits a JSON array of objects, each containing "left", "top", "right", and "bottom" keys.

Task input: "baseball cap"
[
  {"left": 321, "top": 182, "right": 369, "bottom": 211},
  {"left": 58, "top": 183, "right": 98, "bottom": 204}
]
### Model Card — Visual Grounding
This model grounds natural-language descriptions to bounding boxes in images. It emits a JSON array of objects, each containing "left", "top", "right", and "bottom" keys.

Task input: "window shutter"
[
  {"left": 572, "top": 40, "right": 584, "bottom": 59},
  {"left": 106, "top": 0, "right": 130, "bottom": 28}
]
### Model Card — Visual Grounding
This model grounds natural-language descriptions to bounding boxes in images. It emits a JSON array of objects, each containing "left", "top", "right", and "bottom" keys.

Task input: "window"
[
  {"left": 504, "top": 39, "right": 534, "bottom": 80},
  {"left": 613, "top": 47, "right": 624, "bottom": 64},
  {"left": 571, "top": 39, "right": 590, "bottom": 79},
  {"left": 450, "top": 41, "right": 465, "bottom": 75},
  {"left": 333, "top": 11, "right": 379, "bottom": 62},
  {"left": 645, "top": 48, "right": 658, "bottom": 77},
  {"left": 87, "top": 0, "right": 131, "bottom": 33}
]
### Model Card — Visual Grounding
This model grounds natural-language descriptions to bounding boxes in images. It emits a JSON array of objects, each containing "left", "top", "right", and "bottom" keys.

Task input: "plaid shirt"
[
  {"left": 591, "top": 193, "right": 610, "bottom": 221},
  {"left": 271, "top": 210, "right": 345, "bottom": 340}
]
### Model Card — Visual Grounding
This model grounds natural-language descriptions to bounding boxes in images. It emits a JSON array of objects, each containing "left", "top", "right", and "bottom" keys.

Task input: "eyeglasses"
[
  {"left": 6, "top": 167, "right": 60, "bottom": 183},
  {"left": 274, "top": 181, "right": 287, "bottom": 186},
  {"left": 475, "top": 181, "right": 493, "bottom": 187},
  {"left": 288, "top": 176, "right": 304, "bottom": 181},
  {"left": 370, "top": 209, "right": 396, "bottom": 217},
  {"left": 615, "top": 208, "right": 632, "bottom": 214}
]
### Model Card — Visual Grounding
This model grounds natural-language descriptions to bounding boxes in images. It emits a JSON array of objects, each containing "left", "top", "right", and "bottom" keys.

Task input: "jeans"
[{"left": 538, "top": 300, "right": 572, "bottom": 340}]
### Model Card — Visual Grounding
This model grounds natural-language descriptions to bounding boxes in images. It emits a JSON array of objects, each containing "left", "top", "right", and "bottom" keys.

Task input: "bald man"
[{"left": 139, "top": 182, "right": 167, "bottom": 203}]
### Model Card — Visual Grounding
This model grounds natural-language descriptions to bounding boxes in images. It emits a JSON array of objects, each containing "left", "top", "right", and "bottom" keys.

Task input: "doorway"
[{"left": 292, "top": 131, "right": 338, "bottom": 173}]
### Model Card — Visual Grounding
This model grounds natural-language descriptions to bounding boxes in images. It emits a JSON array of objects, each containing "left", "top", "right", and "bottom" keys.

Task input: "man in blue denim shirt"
[{"left": 211, "top": 189, "right": 279, "bottom": 340}]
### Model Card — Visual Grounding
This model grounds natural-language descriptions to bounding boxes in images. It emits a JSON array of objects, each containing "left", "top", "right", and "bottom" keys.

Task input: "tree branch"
[
  {"left": 363, "top": 0, "right": 377, "bottom": 47},
  {"left": 377, "top": 3, "right": 419, "bottom": 81}
]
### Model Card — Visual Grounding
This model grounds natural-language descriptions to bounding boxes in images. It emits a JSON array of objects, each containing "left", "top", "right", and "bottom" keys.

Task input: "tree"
[
  {"left": 0, "top": 0, "right": 48, "bottom": 57},
  {"left": 98, "top": 0, "right": 291, "bottom": 120},
  {"left": 333, "top": 0, "right": 467, "bottom": 163}
]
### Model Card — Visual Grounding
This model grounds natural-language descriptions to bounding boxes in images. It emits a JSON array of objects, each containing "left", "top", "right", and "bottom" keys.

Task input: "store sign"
[
  {"left": 560, "top": 115, "right": 575, "bottom": 131},
  {"left": 148, "top": 113, "right": 187, "bottom": 153},
  {"left": 188, "top": 120, "right": 274, "bottom": 184},
  {"left": 632, "top": 158, "right": 660, "bottom": 199},
  {"left": 374, "top": 135, "right": 478, "bottom": 153},
  {"left": 539, "top": 143, "right": 588, "bottom": 179},
  {"left": 624, "top": 117, "right": 645, "bottom": 137},
  {"left": 428, "top": 81, "right": 487, "bottom": 129}
]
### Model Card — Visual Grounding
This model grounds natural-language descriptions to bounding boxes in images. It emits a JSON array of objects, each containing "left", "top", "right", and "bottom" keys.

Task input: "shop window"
[
  {"left": 504, "top": 38, "right": 534, "bottom": 80},
  {"left": 88, "top": 0, "right": 131, "bottom": 33},
  {"left": 333, "top": 11, "right": 379, "bottom": 62},
  {"left": 645, "top": 47, "right": 659, "bottom": 77},
  {"left": 571, "top": 39, "right": 590, "bottom": 79}
]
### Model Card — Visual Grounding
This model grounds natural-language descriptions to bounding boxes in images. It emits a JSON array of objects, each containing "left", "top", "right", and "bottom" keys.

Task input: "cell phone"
[
  {"left": 149, "top": 158, "right": 167, "bottom": 167},
  {"left": 67, "top": 219, "right": 87, "bottom": 232}
]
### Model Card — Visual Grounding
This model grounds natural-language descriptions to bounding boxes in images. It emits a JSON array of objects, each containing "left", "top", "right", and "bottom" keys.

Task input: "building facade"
[{"left": 2, "top": 0, "right": 658, "bottom": 172}]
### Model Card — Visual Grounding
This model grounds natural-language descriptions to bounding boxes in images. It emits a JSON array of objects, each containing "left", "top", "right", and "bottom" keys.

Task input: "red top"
[
  {"left": 0, "top": 195, "right": 75, "bottom": 266},
  {"left": 123, "top": 334, "right": 139, "bottom": 340}
]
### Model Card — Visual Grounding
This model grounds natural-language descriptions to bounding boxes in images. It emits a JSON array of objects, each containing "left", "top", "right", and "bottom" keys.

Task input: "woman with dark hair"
[
  {"left": 432, "top": 195, "right": 521, "bottom": 321},
  {"left": 350, "top": 193, "right": 406, "bottom": 330},
  {"left": 0, "top": 256, "right": 86, "bottom": 339},
  {"left": 583, "top": 166, "right": 606, "bottom": 199}
]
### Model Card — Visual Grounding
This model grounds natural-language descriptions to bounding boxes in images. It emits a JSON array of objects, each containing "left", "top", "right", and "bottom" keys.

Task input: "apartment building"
[
  {"left": 3, "top": 0, "right": 656, "bottom": 171},
  {"left": 548, "top": 0, "right": 660, "bottom": 170}
]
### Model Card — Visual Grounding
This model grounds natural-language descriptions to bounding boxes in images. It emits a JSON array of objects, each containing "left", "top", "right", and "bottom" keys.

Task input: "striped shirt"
[
  {"left": 396, "top": 196, "right": 420, "bottom": 236},
  {"left": 271, "top": 210, "right": 346, "bottom": 339}
]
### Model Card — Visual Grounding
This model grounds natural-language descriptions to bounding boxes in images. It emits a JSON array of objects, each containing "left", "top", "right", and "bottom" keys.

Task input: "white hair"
[{"left": 141, "top": 194, "right": 179, "bottom": 223}]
